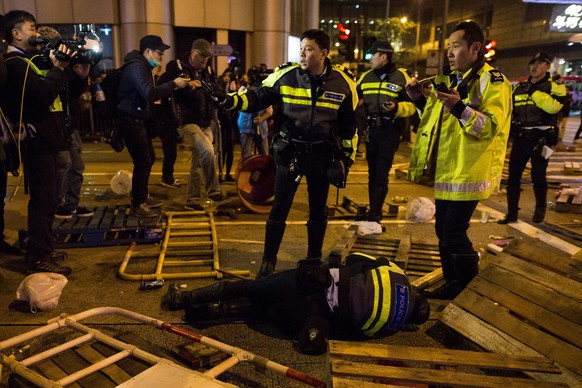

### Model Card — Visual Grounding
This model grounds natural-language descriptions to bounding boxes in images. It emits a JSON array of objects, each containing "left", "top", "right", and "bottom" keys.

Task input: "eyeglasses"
[{"left": 154, "top": 50, "right": 164, "bottom": 56}]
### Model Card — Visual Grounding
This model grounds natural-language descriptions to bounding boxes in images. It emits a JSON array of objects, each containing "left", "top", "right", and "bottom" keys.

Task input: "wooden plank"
[
  {"left": 410, "top": 268, "right": 443, "bottom": 291},
  {"left": 332, "top": 377, "right": 397, "bottom": 387},
  {"left": 112, "top": 206, "right": 128, "bottom": 229},
  {"left": 454, "top": 289, "right": 582, "bottom": 375},
  {"left": 90, "top": 342, "right": 150, "bottom": 378},
  {"left": 394, "top": 233, "right": 411, "bottom": 269},
  {"left": 87, "top": 206, "right": 106, "bottom": 229},
  {"left": 331, "top": 359, "right": 565, "bottom": 387},
  {"left": 329, "top": 341, "right": 560, "bottom": 373},
  {"left": 34, "top": 358, "right": 83, "bottom": 388},
  {"left": 467, "top": 276, "right": 582, "bottom": 348},
  {"left": 100, "top": 206, "right": 117, "bottom": 229},
  {"left": 328, "top": 225, "right": 358, "bottom": 267},
  {"left": 75, "top": 345, "right": 132, "bottom": 385},
  {"left": 51, "top": 349, "right": 115, "bottom": 387},
  {"left": 501, "top": 240, "right": 582, "bottom": 281},
  {"left": 487, "top": 254, "right": 582, "bottom": 302},
  {"left": 479, "top": 265, "right": 582, "bottom": 325},
  {"left": 441, "top": 303, "right": 582, "bottom": 387}
]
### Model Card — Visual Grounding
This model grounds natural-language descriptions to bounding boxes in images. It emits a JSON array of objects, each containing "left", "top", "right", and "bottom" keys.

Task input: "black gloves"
[{"left": 201, "top": 80, "right": 233, "bottom": 108}]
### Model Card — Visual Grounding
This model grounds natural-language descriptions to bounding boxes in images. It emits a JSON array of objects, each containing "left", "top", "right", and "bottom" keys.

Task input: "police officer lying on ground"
[{"left": 162, "top": 253, "right": 430, "bottom": 355}]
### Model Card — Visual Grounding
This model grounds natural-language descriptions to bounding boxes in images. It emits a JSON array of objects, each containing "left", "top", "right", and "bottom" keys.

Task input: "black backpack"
[{"left": 97, "top": 60, "right": 140, "bottom": 152}]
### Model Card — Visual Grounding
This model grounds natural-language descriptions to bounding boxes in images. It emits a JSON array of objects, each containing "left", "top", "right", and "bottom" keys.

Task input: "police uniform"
[
  {"left": 226, "top": 58, "right": 358, "bottom": 276},
  {"left": 171, "top": 253, "right": 426, "bottom": 354},
  {"left": 408, "top": 60, "right": 512, "bottom": 296},
  {"left": 357, "top": 57, "right": 416, "bottom": 223},
  {"left": 501, "top": 52, "right": 566, "bottom": 224}
]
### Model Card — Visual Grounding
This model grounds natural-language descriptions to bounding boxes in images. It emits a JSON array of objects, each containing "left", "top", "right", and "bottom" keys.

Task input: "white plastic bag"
[
  {"left": 406, "top": 197, "right": 436, "bottom": 223},
  {"left": 16, "top": 273, "right": 68, "bottom": 312}
]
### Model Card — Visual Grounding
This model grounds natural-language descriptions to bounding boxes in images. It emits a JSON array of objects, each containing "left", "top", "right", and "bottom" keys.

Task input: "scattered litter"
[
  {"left": 489, "top": 234, "right": 514, "bottom": 240},
  {"left": 179, "top": 284, "right": 188, "bottom": 289},
  {"left": 349, "top": 221, "right": 383, "bottom": 235},
  {"left": 251, "top": 260, "right": 256, "bottom": 264},
  {"left": 139, "top": 279, "right": 165, "bottom": 291}
]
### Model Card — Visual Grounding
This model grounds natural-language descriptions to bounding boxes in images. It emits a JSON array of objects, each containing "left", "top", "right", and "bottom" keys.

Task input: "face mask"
[{"left": 148, "top": 52, "right": 160, "bottom": 68}]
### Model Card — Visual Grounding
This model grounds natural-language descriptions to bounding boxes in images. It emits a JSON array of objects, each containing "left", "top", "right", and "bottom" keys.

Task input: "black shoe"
[
  {"left": 209, "top": 192, "right": 226, "bottom": 202},
  {"left": 0, "top": 240, "right": 24, "bottom": 256},
  {"left": 257, "top": 260, "right": 276, "bottom": 279},
  {"left": 164, "top": 283, "right": 184, "bottom": 310},
  {"left": 532, "top": 208, "right": 546, "bottom": 223},
  {"left": 223, "top": 175, "right": 234, "bottom": 182},
  {"left": 54, "top": 207, "right": 73, "bottom": 220},
  {"left": 146, "top": 195, "right": 164, "bottom": 209},
  {"left": 73, "top": 206, "right": 94, "bottom": 217},
  {"left": 498, "top": 214, "right": 517, "bottom": 224},
  {"left": 50, "top": 251, "right": 68, "bottom": 261},
  {"left": 132, "top": 203, "right": 160, "bottom": 218},
  {"left": 27, "top": 257, "right": 72, "bottom": 276},
  {"left": 422, "top": 281, "right": 462, "bottom": 300},
  {"left": 161, "top": 178, "right": 181, "bottom": 188},
  {"left": 185, "top": 203, "right": 204, "bottom": 211}
]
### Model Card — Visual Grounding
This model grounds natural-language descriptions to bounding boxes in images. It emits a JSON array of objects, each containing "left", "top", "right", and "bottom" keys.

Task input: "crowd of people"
[{"left": 0, "top": 9, "right": 570, "bottom": 353}]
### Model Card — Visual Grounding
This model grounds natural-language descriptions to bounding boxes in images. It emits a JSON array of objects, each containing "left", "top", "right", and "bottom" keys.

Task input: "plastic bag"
[
  {"left": 16, "top": 273, "right": 68, "bottom": 313},
  {"left": 406, "top": 197, "right": 436, "bottom": 223}
]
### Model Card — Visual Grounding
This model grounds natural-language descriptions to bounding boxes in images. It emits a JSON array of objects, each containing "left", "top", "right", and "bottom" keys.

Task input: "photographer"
[
  {"left": 34, "top": 26, "right": 99, "bottom": 220},
  {"left": 0, "top": 10, "right": 75, "bottom": 275}
]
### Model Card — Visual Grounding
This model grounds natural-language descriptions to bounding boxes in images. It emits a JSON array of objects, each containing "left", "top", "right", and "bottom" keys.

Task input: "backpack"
[{"left": 97, "top": 59, "right": 141, "bottom": 152}]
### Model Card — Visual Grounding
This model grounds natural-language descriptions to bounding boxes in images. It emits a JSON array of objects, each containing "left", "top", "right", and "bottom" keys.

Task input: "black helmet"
[{"left": 247, "top": 66, "right": 262, "bottom": 86}]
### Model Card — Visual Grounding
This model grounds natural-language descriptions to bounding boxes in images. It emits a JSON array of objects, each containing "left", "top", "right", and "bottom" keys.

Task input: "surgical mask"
[{"left": 148, "top": 52, "right": 160, "bottom": 68}]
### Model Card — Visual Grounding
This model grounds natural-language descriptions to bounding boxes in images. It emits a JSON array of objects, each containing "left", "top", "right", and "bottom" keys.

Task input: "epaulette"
[
  {"left": 275, "top": 62, "right": 294, "bottom": 71},
  {"left": 333, "top": 64, "right": 355, "bottom": 79},
  {"left": 489, "top": 69, "right": 504, "bottom": 83}
]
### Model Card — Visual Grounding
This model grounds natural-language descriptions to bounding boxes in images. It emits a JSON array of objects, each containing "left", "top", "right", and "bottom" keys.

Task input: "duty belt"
[
  {"left": 368, "top": 114, "right": 395, "bottom": 128},
  {"left": 291, "top": 140, "right": 329, "bottom": 154},
  {"left": 515, "top": 126, "right": 553, "bottom": 139}
]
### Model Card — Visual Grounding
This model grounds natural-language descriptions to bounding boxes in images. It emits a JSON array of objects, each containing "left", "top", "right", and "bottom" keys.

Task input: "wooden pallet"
[
  {"left": 327, "top": 230, "right": 440, "bottom": 282},
  {"left": 327, "top": 340, "right": 565, "bottom": 387},
  {"left": 554, "top": 188, "right": 582, "bottom": 213},
  {"left": 440, "top": 252, "right": 582, "bottom": 386},
  {"left": 564, "top": 161, "right": 582, "bottom": 175},
  {"left": 42, "top": 205, "right": 163, "bottom": 247}
]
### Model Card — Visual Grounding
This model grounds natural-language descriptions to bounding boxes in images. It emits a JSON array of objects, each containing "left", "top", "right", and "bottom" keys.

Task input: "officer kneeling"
[{"left": 162, "top": 253, "right": 430, "bottom": 355}]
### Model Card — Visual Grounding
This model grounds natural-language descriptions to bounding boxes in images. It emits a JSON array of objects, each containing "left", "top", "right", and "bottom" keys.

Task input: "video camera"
[
  {"left": 29, "top": 24, "right": 103, "bottom": 66},
  {"left": 247, "top": 66, "right": 273, "bottom": 87}
]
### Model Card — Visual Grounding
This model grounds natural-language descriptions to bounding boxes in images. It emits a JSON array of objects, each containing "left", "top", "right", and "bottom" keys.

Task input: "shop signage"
[{"left": 550, "top": 4, "right": 582, "bottom": 32}]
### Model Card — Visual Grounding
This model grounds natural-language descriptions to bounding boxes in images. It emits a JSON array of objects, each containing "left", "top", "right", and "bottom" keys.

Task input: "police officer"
[
  {"left": 204, "top": 29, "right": 358, "bottom": 278},
  {"left": 163, "top": 253, "right": 430, "bottom": 355},
  {"left": 499, "top": 52, "right": 566, "bottom": 225},
  {"left": 357, "top": 41, "right": 416, "bottom": 225},
  {"left": 406, "top": 21, "right": 512, "bottom": 299}
]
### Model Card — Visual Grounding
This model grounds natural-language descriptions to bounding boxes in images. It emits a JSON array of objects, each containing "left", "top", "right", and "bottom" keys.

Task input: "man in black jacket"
[
  {"left": 116, "top": 35, "right": 189, "bottom": 218},
  {"left": 163, "top": 39, "right": 224, "bottom": 211},
  {"left": 163, "top": 253, "right": 430, "bottom": 355},
  {"left": 0, "top": 10, "right": 75, "bottom": 274}
]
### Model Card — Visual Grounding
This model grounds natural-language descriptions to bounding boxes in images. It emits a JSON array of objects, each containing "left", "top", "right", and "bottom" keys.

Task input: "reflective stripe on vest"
[
  {"left": 7, "top": 55, "right": 63, "bottom": 113},
  {"left": 360, "top": 265, "right": 410, "bottom": 336}
]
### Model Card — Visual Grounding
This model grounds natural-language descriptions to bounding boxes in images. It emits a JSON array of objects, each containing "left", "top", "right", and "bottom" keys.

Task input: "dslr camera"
[{"left": 31, "top": 24, "right": 103, "bottom": 66}]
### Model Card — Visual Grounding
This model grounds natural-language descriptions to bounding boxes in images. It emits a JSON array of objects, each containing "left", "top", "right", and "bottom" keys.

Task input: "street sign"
[{"left": 211, "top": 44, "right": 233, "bottom": 56}]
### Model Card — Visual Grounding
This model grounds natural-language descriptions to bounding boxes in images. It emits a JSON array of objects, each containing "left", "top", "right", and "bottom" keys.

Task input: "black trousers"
[
  {"left": 0, "top": 162, "right": 6, "bottom": 240},
  {"left": 118, "top": 118, "right": 155, "bottom": 206},
  {"left": 434, "top": 199, "right": 479, "bottom": 255},
  {"left": 158, "top": 124, "right": 178, "bottom": 183},
  {"left": 366, "top": 125, "right": 401, "bottom": 219},
  {"left": 506, "top": 136, "right": 548, "bottom": 191},
  {"left": 268, "top": 146, "right": 331, "bottom": 225},
  {"left": 222, "top": 269, "right": 330, "bottom": 337},
  {"left": 26, "top": 152, "right": 58, "bottom": 261}
]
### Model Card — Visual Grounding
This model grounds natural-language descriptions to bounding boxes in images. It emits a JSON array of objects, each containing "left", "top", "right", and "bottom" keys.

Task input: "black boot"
[
  {"left": 257, "top": 220, "right": 286, "bottom": 278},
  {"left": 164, "top": 282, "right": 225, "bottom": 311},
  {"left": 451, "top": 252, "right": 480, "bottom": 289},
  {"left": 306, "top": 220, "right": 328, "bottom": 260},
  {"left": 532, "top": 186, "right": 547, "bottom": 223},
  {"left": 498, "top": 186, "right": 520, "bottom": 224},
  {"left": 185, "top": 298, "right": 252, "bottom": 324},
  {"left": 422, "top": 242, "right": 462, "bottom": 299},
  {"left": 367, "top": 184, "right": 387, "bottom": 223}
]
